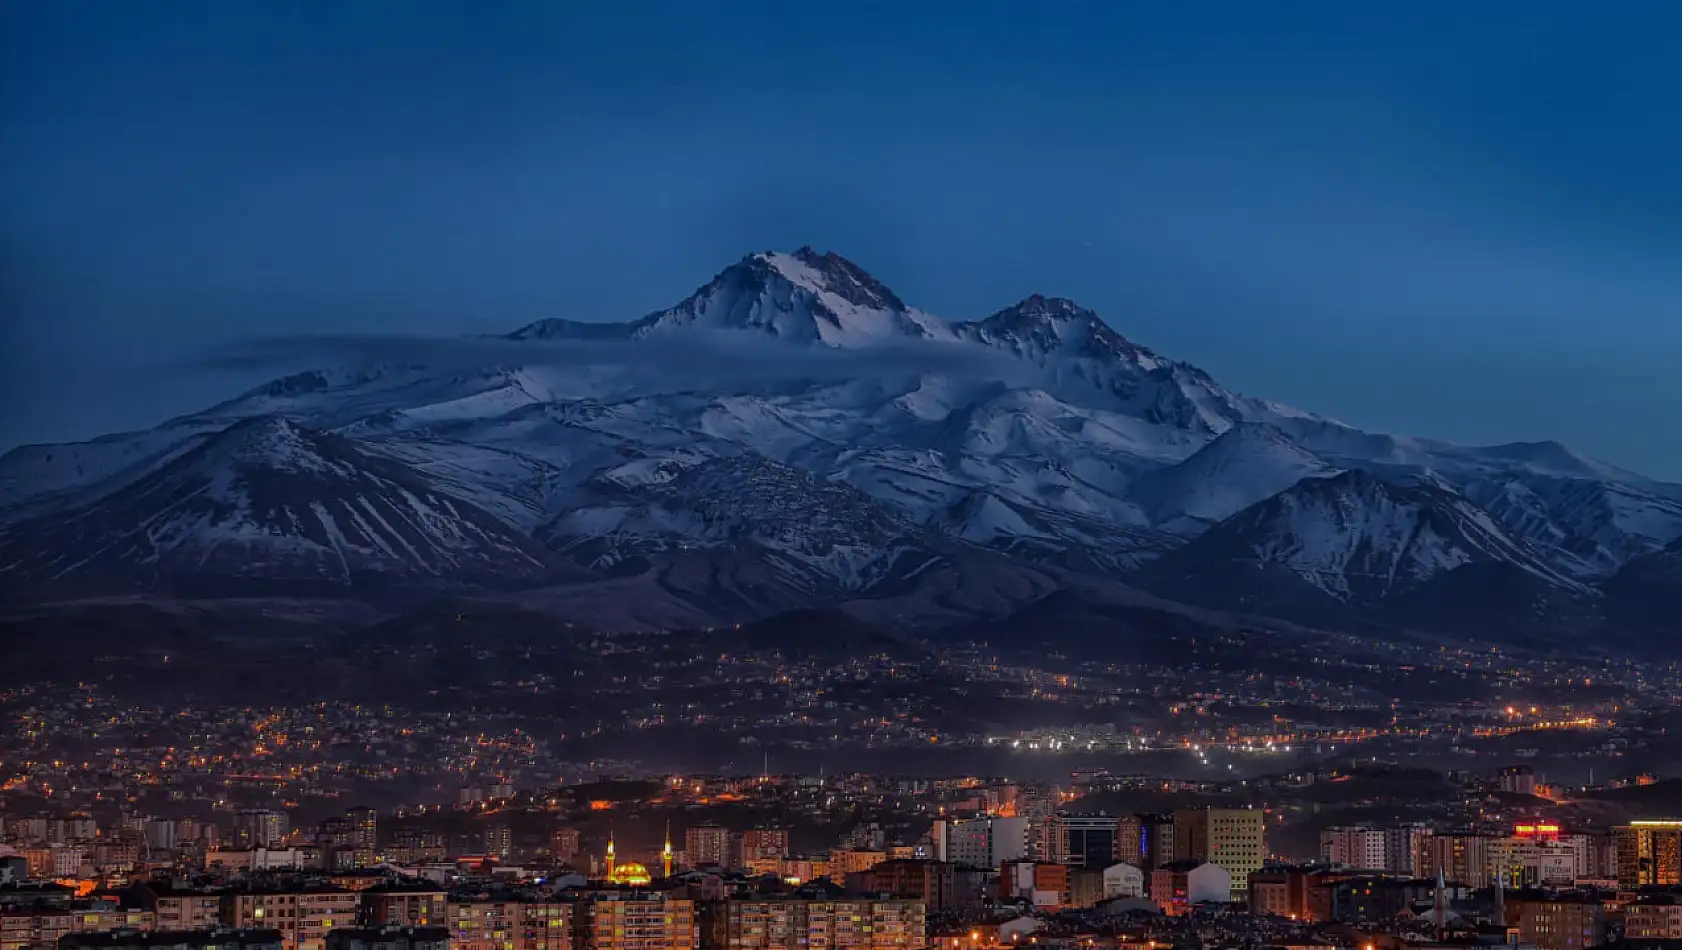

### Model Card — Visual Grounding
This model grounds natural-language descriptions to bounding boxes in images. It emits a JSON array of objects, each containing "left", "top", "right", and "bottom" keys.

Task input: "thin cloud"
[{"left": 193, "top": 327, "right": 1041, "bottom": 396}]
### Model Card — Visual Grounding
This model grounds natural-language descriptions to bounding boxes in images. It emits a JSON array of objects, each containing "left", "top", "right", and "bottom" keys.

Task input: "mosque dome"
[{"left": 608, "top": 861, "right": 652, "bottom": 886}]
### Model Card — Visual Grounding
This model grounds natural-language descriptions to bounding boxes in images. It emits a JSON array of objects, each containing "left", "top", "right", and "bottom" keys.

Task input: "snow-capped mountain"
[
  {"left": 1128, "top": 422, "right": 1342, "bottom": 532},
  {"left": 0, "top": 417, "right": 561, "bottom": 600},
  {"left": 0, "top": 247, "right": 1676, "bottom": 639},
  {"left": 513, "top": 246, "right": 954, "bottom": 347},
  {"left": 952, "top": 295, "right": 1281, "bottom": 434},
  {"left": 1133, "top": 469, "right": 1591, "bottom": 622}
]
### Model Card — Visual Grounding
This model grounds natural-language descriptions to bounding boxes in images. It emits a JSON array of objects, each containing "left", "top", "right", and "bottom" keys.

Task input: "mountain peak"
[
  {"left": 959, "top": 294, "right": 1152, "bottom": 367},
  {"left": 1005, "top": 293, "right": 1095, "bottom": 320},
  {"left": 197, "top": 415, "right": 352, "bottom": 474},
  {"left": 503, "top": 318, "right": 633, "bottom": 342},
  {"left": 216, "top": 414, "right": 311, "bottom": 448},
  {"left": 1129, "top": 421, "right": 1339, "bottom": 528},
  {"left": 626, "top": 248, "right": 947, "bottom": 346},
  {"left": 760, "top": 246, "right": 908, "bottom": 313}
]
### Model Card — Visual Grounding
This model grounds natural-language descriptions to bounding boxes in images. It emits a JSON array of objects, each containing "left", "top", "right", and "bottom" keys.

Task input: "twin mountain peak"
[{"left": 0, "top": 247, "right": 1676, "bottom": 644}]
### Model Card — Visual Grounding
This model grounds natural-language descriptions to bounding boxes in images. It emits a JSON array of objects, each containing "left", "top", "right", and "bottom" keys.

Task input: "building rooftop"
[{"left": 60, "top": 929, "right": 285, "bottom": 949}]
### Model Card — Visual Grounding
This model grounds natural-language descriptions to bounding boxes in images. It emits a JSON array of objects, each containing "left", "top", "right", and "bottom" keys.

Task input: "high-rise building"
[
  {"left": 1498, "top": 766, "right": 1538, "bottom": 797},
  {"left": 388, "top": 827, "right": 446, "bottom": 864},
  {"left": 828, "top": 850, "right": 888, "bottom": 876},
  {"left": 1150, "top": 861, "right": 1231, "bottom": 915},
  {"left": 450, "top": 900, "right": 573, "bottom": 950},
  {"left": 930, "top": 817, "right": 1029, "bottom": 868},
  {"left": 346, "top": 807, "right": 378, "bottom": 851},
  {"left": 1416, "top": 832, "right": 1492, "bottom": 888},
  {"left": 146, "top": 890, "right": 224, "bottom": 931},
  {"left": 1172, "top": 808, "right": 1266, "bottom": 898},
  {"left": 1046, "top": 814, "right": 1119, "bottom": 868},
  {"left": 1319, "top": 823, "right": 1428, "bottom": 874},
  {"left": 1626, "top": 896, "right": 1682, "bottom": 940},
  {"left": 1247, "top": 868, "right": 1300, "bottom": 920},
  {"left": 859, "top": 860, "right": 957, "bottom": 911},
  {"left": 998, "top": 861, "right": 1070, "bottom": 908},
  {"left": 741, "top": 829, "right": 789, "bottom": 863},
  {"left": 318, "top": 818, "right": 356, "bottom": 849},
  {"left": 1504, "top": 895, "right": 1604, "bottom": 950},
  {"left": 1114, "top": 815, "right": 1147, "bottom": 869},
  {"left": 219, "top": 887, "right": 361, "bottom": 950},
  {"left": 1488, "top": 825, "right": 1583, "bottom": 887},
  {"left": 1320, "top": 827, "right": 1387, "bottom": 869},
  {"left": 1562, "top": 832, "right": 1615, "bottom": 880},
  {"left": 361, "top": 882, "right": 450, "bottom": 928},
  {"left": 552, "top": 828, "right": 582, "bottom": 865},
  {"left": 698, "top": 898, "right": 923, "bottom": 950},
  {"left": 1385, "top": 824, "right": 1430, "bottom": 876},
  {"left": 685, "top": 825, "right": 731, "bottom": 869},
  {"left": 1615, "top": 821, "right": 1682, "bottom": 888},
  {"left": 842, "top": 824, "right": 886, "bottom": 852},
  {"left": 575, "top": 893, "right": 696, "bottom": 950},
  {"left": 1114, "top": 814, "right": 1174, "bottom": 870},
  {"left": 486, "top": 824, "right": 513, "bottom": 862},
  {"left": 1143, "top": 814, "right": 1176, "bottom": 870},
  {"left": 232, "top": 811, "right": 289, "bottom": 849},
  {"left": 143, "top": 819, "right": 178, "bottom": 852}
]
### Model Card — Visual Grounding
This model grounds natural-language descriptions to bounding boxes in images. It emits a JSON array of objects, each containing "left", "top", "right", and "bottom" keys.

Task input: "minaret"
[
  {"left": 662, "top": 821, "right": 674, "bottom": 879},
  {"left": 605, "top": 825, "right": 616, "bottom": 881},
  {"left": 1434, "top": 866, "right": 1448, "bottom": 937}
]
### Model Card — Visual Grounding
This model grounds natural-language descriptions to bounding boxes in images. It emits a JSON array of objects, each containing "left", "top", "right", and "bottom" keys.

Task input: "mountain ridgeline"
[{"left": 1, "top": 247, "right": 1677, "bottom": 652}]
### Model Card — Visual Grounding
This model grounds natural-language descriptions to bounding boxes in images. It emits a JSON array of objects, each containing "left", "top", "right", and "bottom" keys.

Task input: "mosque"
[{"left": 603, "top": 822, "right": 673, "bottom": 886}]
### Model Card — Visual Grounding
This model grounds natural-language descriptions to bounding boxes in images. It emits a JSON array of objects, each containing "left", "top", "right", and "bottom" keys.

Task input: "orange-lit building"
[
  {"left": 575, "top": 893, "right": 695, "bottom": 950},
  {"left": 0, "top": 909, "right": 156, "bottom": 950},
  {"left": 741, "top": 830, "right": 789, "bottom": 864},
  {"left": 1149, "top": 860, "right": 1230, "bottom": 916},
  {"left": 1504, "top": 894, "right": 1604, "bottom": 950},
  {"left": 1626, "top": 895, "right": 1682, "bottom": 940},
  {"left": 1247, "top": 866, "right": 1370, "bottom": 922},
  {"left": 827, "top": 851, "right": 887, "bottom": 877},
  {"left": 699, "top": 898, "right": 923, "bottom": 950},
  {"left": 1615, "top": 821, "right": 1682, "bottom": 888},
  {"left": 450, "top": 900, "right": 574, "bottom": 950},
  {"left": 858, "top": 861, "right": 956, "bottom": 912},
  {"left": 1415, "top": 833, "right": 1491, "bottom": 888},
  {"left": 360, "top": 882, "right": 449, "bottom": 927},
  {"left": 997, "top": 861, "right": 1068, "bottom": 908},
  {"left": 220, "top": 887, "right": 360, "bottom": 950},
  {"left": 685, "top": 826, "right": 731, "bottom": 869},
  {"left": 552, "top": 828, "right": 582, "bottom": 865},
  {"left": 135, "top": 887, "right": 223, "bottom": 930}
]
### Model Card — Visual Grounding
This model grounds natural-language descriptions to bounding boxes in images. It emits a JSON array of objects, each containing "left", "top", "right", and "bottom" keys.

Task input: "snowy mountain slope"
[
  {"left": 1460, "top": 473, "right": 1682, "bottom": 576},
  {"left": 357, "top": 438, "right": 574, "bottom": 533},
  {"left": 1136, "top": 469, "right": 1588, "bottom": 606},
  {"left": 1, "top": 246, "right": 1675, "bottom": 634},
  {"left": 541, "top": 453, "right": 930, "bottom": 592},
  {"left": 934, "top": 490, "right": 1176, "bottom": 572},
  {"left": 1128, "top": 423, "right": 1342, "bottom": 532},
  {"left": 0, "top": 423, "right": 220, "bottom": 520},
  {"left": 0, "top": 417, "right": 563, "bottom": 599}
]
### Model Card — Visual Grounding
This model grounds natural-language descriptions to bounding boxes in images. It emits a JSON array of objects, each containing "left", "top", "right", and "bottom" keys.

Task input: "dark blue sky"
[{"left": 5, "top": 2, "right": 1681, "bottom": 477}]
